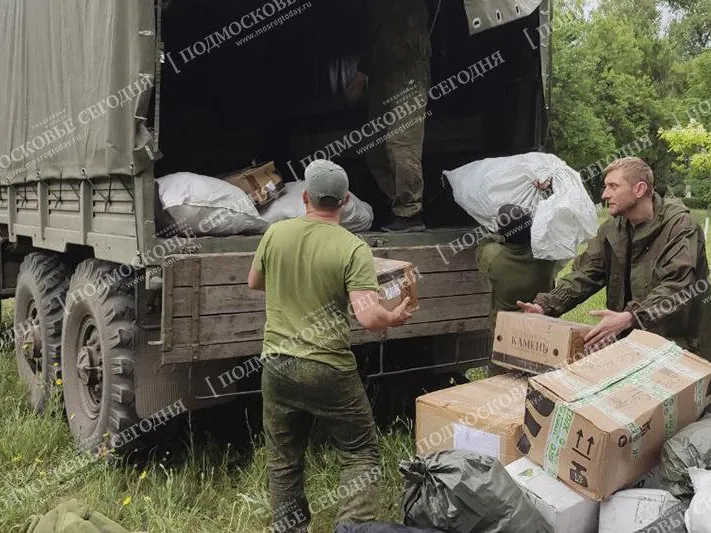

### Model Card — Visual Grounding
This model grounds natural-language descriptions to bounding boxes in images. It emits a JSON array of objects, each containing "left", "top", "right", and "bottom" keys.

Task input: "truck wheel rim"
[
  {"left": 75, "top": 316, "right": 103, "bottom": 417},
  {"left": 21, "top": 300, "right": 42, "bottom": 374}
]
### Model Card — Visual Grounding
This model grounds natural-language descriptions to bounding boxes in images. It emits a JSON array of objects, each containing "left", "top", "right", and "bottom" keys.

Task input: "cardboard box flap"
[
  {"left": 417, "top": 375, "right": 527, "bottom": 435},
  {"left": 533, "top": 330, "right": 687, "bottom": 403}
]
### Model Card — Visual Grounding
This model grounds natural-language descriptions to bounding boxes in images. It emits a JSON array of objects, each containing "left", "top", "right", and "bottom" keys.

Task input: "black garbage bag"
[
  {"left": 399, "top": 450, "right": 552, "bottom": 533},
  {"left": 661, "top": 414, "right": 711, "bottom": 498},
  {"left": 335, "top": 522, "right": 444, "bottom": 533}
]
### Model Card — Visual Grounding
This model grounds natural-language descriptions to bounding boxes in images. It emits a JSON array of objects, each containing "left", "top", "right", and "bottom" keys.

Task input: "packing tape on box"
[{"left": 542, "top": 340, "right": 703, "bottom": 475}]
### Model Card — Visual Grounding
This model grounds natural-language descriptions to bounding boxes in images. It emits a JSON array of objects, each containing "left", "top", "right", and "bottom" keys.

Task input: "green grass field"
[{"left": 1, "top": 209, "right": 709, "bottom": 532}]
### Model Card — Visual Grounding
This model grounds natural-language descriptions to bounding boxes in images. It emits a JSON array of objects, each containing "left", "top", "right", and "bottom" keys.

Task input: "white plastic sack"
[
  {"left": 599, "top": 489, "right": 679, "bottom": 533},
  {"left": 156, "top": 172, "right": 269, "bottom": 236},
  {"left": 443, "top": 152, "right": 598, "bottom": 261},
  {"left": 261, "top": 181, "right": 374, "bottom": 232},
  {"left": 685, "top": 468, "right": 711, "bottom": 533}
]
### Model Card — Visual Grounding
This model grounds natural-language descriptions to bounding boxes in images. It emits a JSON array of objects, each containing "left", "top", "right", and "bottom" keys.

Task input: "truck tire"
[
  {"left": 14, "top": 252, "right": 69, "bottom": 413},
  {"left": 61, "top": 259, "right": 139, "bottom": 451}
]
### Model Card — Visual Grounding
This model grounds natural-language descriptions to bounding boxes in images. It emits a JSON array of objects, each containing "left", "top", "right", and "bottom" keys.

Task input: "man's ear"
[
  {"left": 340, "top": 193, "right": 351, "bottom": 207},
  {"left": 302, "top": 190, "right": 309, "bottom": 205},
  {"left": 635, "top": 181, "right": 648, "bottom": 199}
]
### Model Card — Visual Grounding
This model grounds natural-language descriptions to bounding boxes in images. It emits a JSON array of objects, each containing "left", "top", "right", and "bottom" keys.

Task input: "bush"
[{"left": 682, "top": 197, "right": 709, "bottom": 210}]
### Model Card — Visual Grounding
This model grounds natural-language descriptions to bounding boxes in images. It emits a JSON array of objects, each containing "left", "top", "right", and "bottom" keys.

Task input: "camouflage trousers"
[
  {"left": 366, "top": 62, "right": 430, "bottom": 218},
  {"left": 261, "top": 355, "right": 380, "bottom": 532}
]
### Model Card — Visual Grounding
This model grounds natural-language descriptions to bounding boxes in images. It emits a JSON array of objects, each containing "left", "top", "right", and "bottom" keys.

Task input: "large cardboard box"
[
  {"left": 492, "top": 312, "right": 593, "bottom": 374},
  {"left": 221, "top": 161, "right": 285, "bottom": 207},
  {"left": 505, "top": 456, "right": 599, "bottom": 533},
  {"left": 415, "top": 374, "right": 527, "bottom": 465},
  {"left": 373, "top": 257, "right": 420, "bottom": 313},
  {"left": 517, "top": 330, "right": 711, "bottom": 501}
]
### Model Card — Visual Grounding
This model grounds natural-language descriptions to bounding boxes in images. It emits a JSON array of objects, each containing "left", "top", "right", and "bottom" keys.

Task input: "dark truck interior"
[{"left": 155, "top": 0, "right": 547, "bottom": 230}]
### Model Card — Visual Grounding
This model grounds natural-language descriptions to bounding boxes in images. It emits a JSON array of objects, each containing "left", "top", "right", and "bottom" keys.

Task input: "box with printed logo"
[
  {"left": 221, "top": 161, "right": 285, "bottom": 208},
  {"left": 517, "top": 329, "right": 711, "bottom": 501},
  {"left": 492, "top": 312, "right": 593, "bottom": 374},
  {"left": 415, "top": 374, "right": 528, "bottom": 465},
  {"left": 373, "top": 257, "right": 420, "bottom": 313}
]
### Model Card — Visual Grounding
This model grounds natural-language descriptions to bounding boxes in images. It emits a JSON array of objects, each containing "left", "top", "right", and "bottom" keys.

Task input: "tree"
[
  {"left": 667, "top": 0, "right": 711, "bottom": 57},
  {"left": 659, "top": 121, "right": 711, "bottom": 199}
]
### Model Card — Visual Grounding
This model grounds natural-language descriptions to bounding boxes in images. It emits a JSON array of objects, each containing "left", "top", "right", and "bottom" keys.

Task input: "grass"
[{"left": 2, "top": 209, "right": 709, "bottom": 532}]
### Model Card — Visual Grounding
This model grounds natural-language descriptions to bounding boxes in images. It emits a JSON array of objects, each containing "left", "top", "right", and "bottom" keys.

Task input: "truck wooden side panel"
[{"left": 161, "top": 246, "right": 491, "bottom": 364}]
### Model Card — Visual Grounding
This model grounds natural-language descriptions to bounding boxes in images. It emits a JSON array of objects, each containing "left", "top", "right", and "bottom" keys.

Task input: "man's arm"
[
  {"left": 247, "top": 228, "right": 271, "bottom": 291},
  {"left": 624, "top": 217, "right": 700, "bottom": 329},
  {"left": 247, "top": 268, "right": 265, "bottom": 291},
  {"left": 349, "top": 291, "right": 411, "bottom": 331},
  {"left": 532, "top": 229, "right": 608, "bottom": 317}
]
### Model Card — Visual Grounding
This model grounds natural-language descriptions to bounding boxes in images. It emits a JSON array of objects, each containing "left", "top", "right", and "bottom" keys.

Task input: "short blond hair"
[{"left": 603, "top": 157, "right": 654, "bottom": 195}]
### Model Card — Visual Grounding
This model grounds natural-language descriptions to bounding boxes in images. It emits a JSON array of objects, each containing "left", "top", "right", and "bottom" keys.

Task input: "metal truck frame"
[{"left": 0, "top": 0, "right": 551, "bottom": 447}]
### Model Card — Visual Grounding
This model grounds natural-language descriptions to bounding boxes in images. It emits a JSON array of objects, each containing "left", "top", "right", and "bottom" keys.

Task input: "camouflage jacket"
[{"left": 534, "top": 194, "right": 710, "bottom": 356}]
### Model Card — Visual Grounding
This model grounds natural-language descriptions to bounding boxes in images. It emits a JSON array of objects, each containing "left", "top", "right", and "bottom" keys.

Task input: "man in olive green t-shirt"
[{"left": 248, "top": 160, "right": 412, "bottom": 532}]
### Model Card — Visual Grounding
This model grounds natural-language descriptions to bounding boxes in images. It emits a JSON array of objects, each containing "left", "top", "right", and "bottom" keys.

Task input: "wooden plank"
[
  {"left": 171, "top": 294, "right": 489, "bottom": 346},
  {"left": 170, "top": 270, "right": 489, "bottom": 317},
  {"left": 172, "top": 285, "right": 266, "bottom": 317},
  {"left": 163, "top": 317, "right": 491, "bottom": 364},
  {"left": 171, "top": 246, "right": 480, "bottom": 287},
  {"left": 372, "top": 246, "right": 478, "bottom": 274}
]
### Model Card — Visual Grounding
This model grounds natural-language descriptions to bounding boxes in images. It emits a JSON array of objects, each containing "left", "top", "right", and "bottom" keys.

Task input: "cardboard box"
[
  {"left": 492, "top": 312, "right": 593, "bottom": 374},
  {"left": 373, "top": 257, "right": 420, "bottom": 313},
  {"left": 517, "top": 330, "right": 711, "bottom": 501},
  {"left": 505, "top": 456, "right": 599, "bottom": 533},
  {"left": 221, "top": 161, "right": 285, "bottom": 207},
  {"left": 415, "top": 374, "right": 527, "bottom": 465},
  {"left": 599, "top": 489, "right": 680, "bottom": 533}
]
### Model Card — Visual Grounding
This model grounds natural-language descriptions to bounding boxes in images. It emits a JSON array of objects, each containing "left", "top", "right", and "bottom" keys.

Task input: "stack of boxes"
[{"left": 415, "top": 311, "right": 711, "bottom": 533}]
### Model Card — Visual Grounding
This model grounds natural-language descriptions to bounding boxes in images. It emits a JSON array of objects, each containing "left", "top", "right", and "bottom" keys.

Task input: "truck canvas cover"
[{"left": 0, "top": 0, "right": 154, "bottom": 184}]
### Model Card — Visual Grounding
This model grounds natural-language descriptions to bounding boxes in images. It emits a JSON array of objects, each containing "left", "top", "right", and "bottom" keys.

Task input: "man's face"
[{"left": 601, "top": 169, "right": 644, "bottom": 217}]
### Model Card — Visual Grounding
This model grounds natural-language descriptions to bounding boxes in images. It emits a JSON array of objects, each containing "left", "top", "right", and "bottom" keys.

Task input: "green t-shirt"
[
  {"left": 251, "top": 217, "right": 379, "bottom": 371},
  {"left": 476, "top": 236, "right": 558, "bottom": 329}
]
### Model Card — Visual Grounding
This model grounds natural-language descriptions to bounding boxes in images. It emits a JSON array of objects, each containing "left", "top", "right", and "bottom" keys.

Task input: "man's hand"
[
  {"left": 345, "top": 72, "right": 368, "bottom": 104},
  {"left": 584, "top": 310, "right": 634, "bottom": 347},
  {"left": 388, "top": 297, "right": 412, "bottom": 327},
  {"left": 516, "top": 301, "right": 544, "bottom": 314}
]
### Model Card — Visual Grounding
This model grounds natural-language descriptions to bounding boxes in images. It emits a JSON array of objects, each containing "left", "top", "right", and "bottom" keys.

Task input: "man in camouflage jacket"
[{"left": 518, "top": 157, "right": 710, "bottom": 359}]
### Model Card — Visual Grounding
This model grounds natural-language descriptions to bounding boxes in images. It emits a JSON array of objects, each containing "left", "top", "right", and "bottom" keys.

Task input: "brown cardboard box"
[
  {"left": 373, "top": 257, "right": 420, "bottom": 313},
  {"left": 415, "top": 374, "right": 528, "bottom": 465},
  {"left": 221, "top": 161, "right": 285, "bottom": 207},
  {"left": 517, "top": 330, "right": 711, "bottom": 501},
  {"left": 492, "top": 312, "right": 593, "bottom": 374}
]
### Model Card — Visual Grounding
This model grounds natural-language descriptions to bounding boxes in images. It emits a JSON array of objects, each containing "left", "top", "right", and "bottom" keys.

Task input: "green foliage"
[
  {"left": 681, "top": 196, "right": 710, "bottom": 209},
  {"left": 659, "top": 121, "right": 711, "bottom": 200},
  {"left": 549, "top": 0, "right": 711, "bottom": 199}
]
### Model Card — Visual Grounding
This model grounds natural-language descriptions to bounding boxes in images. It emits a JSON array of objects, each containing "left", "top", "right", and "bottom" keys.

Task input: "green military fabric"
[
  {"left": 476, "top": 235, "right": 558, "bottom": 330},
  {"left": 21, "top": 499, "right": 131, "bottom": 533},
  {"left": 262, "top": 355, "right": 381, "bottom": 530},
  {"left": 252, "top": 217, "right": 379, "bottom": 371},
  {"left": 534, "top": 193, "right": 710, "bottom": 357},
  {"left": 361, "top": 0, "right": 431, "bottom": 218}
]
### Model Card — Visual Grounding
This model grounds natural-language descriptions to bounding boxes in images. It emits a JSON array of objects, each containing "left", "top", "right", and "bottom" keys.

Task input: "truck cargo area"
[{"left": 155, "top": 0, "right": 547, "bottom": 231}]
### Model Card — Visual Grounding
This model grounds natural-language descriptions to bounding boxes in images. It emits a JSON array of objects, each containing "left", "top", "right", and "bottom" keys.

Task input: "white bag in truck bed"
[
  {"left": 157, "top": 172, "right": 269, "bottom": 236},
  {"left": 443, "top": 152, "right": 598, "bottom": 260},
  {"left": 261, "top": 181, "right": 373, "bottom": 232}
]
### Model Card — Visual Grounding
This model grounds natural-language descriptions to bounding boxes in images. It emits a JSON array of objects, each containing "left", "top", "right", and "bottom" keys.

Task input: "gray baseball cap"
[{"left": 304, "top": 159, "right": 349, "bottom": 205}]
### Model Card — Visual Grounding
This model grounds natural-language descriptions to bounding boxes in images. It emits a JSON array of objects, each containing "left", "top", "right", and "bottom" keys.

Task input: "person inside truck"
[
  {"left": 476, "top": 203, "right": 558, "bottom": 375},
  {"left": 247, "top": 159, "right": 412, "bottom": 531},
  {"left": 517, "top": 157, "right": 711, "bottom": 359},
  {"left": 345, "top": 0, "right": 431, "bottom": 233}
]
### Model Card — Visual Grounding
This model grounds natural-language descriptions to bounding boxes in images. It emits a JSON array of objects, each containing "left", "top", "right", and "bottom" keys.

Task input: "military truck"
[{"left": 0, "top": 0, "right": 551, "bottom": 447}]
